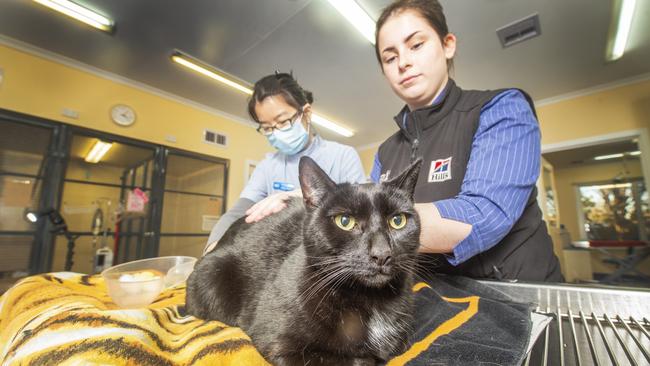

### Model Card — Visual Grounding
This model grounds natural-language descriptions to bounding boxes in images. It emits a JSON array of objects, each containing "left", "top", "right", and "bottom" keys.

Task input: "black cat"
[{"left": 186, "top": 156, "right": 422, "bottom": 366}]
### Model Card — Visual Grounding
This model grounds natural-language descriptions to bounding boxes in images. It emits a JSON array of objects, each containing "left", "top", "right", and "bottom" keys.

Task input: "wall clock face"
[{"left": 110, "top": 104, "right": 136, "bottom": 126}]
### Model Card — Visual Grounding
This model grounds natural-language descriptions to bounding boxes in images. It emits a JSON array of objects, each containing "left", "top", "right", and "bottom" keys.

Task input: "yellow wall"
[
  {"left": 357, "top": 145, "right": 377, "bottom": 178},
  {"left": 536, "top": 79, "right": 650, "bottom": 145},
  {"left": 0, "top": 43, "right": 272, "bottom": 212}
]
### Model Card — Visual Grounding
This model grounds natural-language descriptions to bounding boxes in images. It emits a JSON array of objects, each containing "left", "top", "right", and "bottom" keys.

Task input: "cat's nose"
[
  {"left": 371, "top": 253, "right": 392, "bottom": 267},
  {"left": 369, "top": 233, "right": 392, "bottom": 267}
]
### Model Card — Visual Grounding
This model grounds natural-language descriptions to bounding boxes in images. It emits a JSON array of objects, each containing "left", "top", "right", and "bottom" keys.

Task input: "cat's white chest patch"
[{"left": 367, "top": 309, "right": 402, "bottom": 351}]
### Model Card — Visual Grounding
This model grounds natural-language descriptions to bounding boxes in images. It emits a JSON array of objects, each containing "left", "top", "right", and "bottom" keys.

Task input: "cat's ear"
[
  {"left": 383, "top": 158, "right": 422, "bottom": 198},
  {"left": 299, "top": 156, "right": 336, "bottom": 208}
]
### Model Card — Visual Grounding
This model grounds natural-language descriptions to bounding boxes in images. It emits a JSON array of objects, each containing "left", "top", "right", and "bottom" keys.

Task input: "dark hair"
[
  {"left": 374, "top": 0, "right": 452, "bottom": 70},
  {"left": 247, "top": 73, "right": 314, "bottom": 123}
]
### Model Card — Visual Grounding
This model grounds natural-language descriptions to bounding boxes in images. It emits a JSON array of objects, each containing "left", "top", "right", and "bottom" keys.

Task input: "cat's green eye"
[
  {"left": 334, "top": 214, "right": 356, "bottom": 231},
  {"left": 389, "top": 213, "right": 407, "bottom": 229}
]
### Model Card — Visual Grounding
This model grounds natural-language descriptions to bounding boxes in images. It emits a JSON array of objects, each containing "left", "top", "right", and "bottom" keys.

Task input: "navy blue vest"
[{"left": 377, "top": 80, "right": 562, "bottom": 282}]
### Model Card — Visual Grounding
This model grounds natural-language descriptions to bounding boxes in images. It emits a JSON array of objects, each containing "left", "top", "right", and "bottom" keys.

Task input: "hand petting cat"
[{"left": 244, "top": 189, "right": 302, "bottom": 223}]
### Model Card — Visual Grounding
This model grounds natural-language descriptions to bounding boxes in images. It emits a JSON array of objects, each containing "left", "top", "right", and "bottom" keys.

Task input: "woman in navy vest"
[{"left": 372, "top": 0, "right": 563, "bottom": 282}]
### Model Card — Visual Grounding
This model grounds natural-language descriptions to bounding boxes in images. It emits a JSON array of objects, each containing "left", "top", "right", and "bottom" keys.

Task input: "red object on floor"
[{"left": 588, "top": 240, "right": 647, "bottom": 248}]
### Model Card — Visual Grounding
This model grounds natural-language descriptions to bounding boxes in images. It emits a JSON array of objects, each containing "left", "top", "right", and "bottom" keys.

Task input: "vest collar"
[{"left": 393, "top": 79, "right": 462, "bottom": 141}]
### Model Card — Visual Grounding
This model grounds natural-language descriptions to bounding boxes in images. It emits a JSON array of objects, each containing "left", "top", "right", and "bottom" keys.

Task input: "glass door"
[
  {"left": 54, "top": 133, "right": 155, "bottom": 273},
  {"left": 0, "top": 118, "right": 53, "bottom": 290},
  {"left": 116, "top": 157, "right": 155, "bottom": 263},
  {"left": 159, "top": 152, "right": 227, "bottom": 258}
]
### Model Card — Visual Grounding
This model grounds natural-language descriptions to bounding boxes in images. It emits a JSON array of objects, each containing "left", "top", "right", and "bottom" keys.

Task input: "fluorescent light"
[
  {"left": 606, "top": 0, "right": 637, "bottom": 61},
  {"left": 327, "top": 0, "right": 376, "bottom": 44},
  {"left": 172, "top": 51, "right": 353, "bottom": 137},
  {"left": 594, "top": 153, "right": 624, "bottom": 161},
  {"left": 311, "top": 113, "right": 354, "bottom": 137},
  {"left": 33, "top": 0, "right": 114, "bottom": 33},
  {"left": 85, "top": 140, "right": 113, "bottom": 163},
  {"left": 594, "top": 151, "right": 641, "bottom": 160},
  {"left": 587, "top": 183, "right": 632, "bottom": 190},
  {"left": 171, "top": 51, "right": 253, "bottom": 95}
]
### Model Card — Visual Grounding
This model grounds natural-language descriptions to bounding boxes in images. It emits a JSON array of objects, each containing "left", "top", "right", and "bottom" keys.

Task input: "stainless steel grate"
[{"left": 482, "top": 282, "right": 650, "bottom": 366}]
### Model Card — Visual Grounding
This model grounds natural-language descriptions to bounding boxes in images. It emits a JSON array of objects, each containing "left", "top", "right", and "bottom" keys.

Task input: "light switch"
[{"left": 0, "top": 68, "right": 4, "bottom": 87}]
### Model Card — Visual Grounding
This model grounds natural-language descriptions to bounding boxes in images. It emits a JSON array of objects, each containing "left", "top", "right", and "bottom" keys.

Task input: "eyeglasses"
[{"left": 256, "top": 111, "right": 302, "bottom": 136}]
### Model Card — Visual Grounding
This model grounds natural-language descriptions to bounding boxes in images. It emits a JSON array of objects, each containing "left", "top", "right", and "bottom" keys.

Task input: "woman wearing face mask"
[
  {"left": 204, "top": 72, "right": 366, "bottom": 253},
  {"left": 372, "top": 0, "right": 562, "bottom": 282}
]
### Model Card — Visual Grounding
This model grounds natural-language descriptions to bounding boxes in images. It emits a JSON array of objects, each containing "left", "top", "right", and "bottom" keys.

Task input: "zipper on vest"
[{"left": 410, "top": 138, "right": 419, "bottom": 162}]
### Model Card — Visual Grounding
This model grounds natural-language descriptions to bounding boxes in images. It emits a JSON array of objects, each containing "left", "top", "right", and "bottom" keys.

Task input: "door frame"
[{"left": 540, "top": 128, "right": 650, "bottom": 240}]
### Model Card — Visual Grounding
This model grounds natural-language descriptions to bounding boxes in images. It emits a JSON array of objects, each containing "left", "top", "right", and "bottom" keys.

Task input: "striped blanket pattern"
[
  {"left": 0, "top": 273, "right": 265, "bottom": 365},
  {"left": 0, "top": 272, "right": 526, "bottom": 365}
]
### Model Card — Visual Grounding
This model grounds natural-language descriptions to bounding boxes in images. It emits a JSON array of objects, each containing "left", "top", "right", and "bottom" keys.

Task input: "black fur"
[{"left": 186, "top": 157, "right": 422, "bottom": 365}]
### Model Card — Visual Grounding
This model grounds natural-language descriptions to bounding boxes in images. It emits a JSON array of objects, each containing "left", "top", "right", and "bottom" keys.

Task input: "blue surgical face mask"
[{"left": 266, "top": 116, "right": 309, "bottom": 155}]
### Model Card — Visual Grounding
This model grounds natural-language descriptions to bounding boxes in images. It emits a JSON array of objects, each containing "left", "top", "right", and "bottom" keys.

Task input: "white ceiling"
[{"left": 0, "top": 0, "right": 649, "bottom": 148}]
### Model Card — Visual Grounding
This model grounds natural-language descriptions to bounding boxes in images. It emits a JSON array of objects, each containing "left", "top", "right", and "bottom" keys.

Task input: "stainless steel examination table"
[{"left": 482, "top": 280, "right": 650, "bottom": 365}]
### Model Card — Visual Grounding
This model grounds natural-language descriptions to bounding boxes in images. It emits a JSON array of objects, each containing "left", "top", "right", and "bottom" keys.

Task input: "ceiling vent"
[
  {"left": 496, "top": 13, "right": 541, "bottom": 48},
  {"left": 203, "top": 129, "right": 228, "bottom": 147}
]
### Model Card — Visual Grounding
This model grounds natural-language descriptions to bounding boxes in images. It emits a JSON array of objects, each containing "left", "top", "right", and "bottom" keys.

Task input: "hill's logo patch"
[{"left": 428, "top": 157, "right": 452, "bottom": 182}]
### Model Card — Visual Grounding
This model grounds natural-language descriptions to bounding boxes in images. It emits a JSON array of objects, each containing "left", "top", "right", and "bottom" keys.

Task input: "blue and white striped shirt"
[{"left": 370, "top": 89, "right": 541, "bottom": 266}]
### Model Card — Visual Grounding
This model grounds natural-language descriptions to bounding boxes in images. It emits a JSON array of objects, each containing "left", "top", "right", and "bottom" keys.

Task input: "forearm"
[
  {"left": 415, "top": 202, "right": 471, "bottom": 254},
  {"left": 204, "top": 198, "right": 255, "bottom": 254}
]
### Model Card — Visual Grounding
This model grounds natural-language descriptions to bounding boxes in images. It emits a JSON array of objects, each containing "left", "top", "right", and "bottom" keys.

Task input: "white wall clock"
[{"left": 110, "top": 104, "right": 136, "bottom": 126}]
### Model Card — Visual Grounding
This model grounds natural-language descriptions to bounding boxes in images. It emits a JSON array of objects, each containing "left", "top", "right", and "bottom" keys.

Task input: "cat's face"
[{"left": 299, "top": 157, "right": 422, "bottom": 288}]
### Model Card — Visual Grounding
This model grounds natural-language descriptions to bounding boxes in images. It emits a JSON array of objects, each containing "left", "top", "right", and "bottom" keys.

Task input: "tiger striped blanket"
[
  {"left": 0, "top": 272, "right": 266, "bottom": 365},
  {"left": 0, "top": 273, "right": 533, "bottom": 365}
]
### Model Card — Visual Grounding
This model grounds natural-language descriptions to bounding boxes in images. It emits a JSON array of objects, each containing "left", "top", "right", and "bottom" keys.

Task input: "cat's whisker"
[
  {"left": 302, "top": 266, "right": 351, "bottom": 306},
  {"left": 299, "top": 264, "right": 350, "bottom": 305},
  {"left": 396, "top": 259, "right": 432, "bottom": 282},
  {"left": 303, "top": 257, "right": 345, "bottom": 269},
  {"left": 300, "top": 261, "right": 348, "bottom": 286},
  {"left": 311, "top": 270, "right": 354, "bottom": 316}
]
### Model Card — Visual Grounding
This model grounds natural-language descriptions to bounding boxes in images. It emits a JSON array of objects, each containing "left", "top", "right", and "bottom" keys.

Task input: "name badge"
[{"left": 273, "top": 181, "right": 295, "bottom": 191}]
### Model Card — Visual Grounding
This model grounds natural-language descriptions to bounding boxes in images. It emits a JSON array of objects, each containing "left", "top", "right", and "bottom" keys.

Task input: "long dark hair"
[
  {"left": 374, "top": 0, "right": 452, "bottom": 70},
  {"left": 247, "top": 72, "right": 314, "bottom": 123}
]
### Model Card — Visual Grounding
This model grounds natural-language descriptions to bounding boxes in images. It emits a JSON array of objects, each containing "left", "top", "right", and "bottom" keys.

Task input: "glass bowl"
[{"left": 102, "top": 256, "right": 197, "bottom": 308}]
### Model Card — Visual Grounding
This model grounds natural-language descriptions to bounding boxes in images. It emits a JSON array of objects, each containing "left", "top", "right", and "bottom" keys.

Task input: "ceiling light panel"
[
  {"left": 606, "top": 0, "right": 637, "bottom": 61},
  {"left": 327, "top": 0, "right": 376, "bottom": 44},
  {"left": 171, "top": 51, "right": 354, "bottom": 137},
  {"left": 33, "top": 0, "right": 114, "bottom": 33},
  {"left": 171, "top": 51, "right": 253, "bottom": 95}
]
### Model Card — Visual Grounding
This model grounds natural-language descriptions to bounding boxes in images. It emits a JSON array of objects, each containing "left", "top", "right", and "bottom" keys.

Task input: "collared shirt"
[
  {"left": 370, "top": 89, "right": 540, "bottom": 266},
  {"left": 241, "top": 135, "right": 366, "bottom": 202}
]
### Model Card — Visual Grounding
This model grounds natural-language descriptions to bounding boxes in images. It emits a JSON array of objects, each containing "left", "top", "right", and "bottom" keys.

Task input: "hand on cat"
[{"left": 245, "top": 190, "right": 303, "bottom": 223}]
